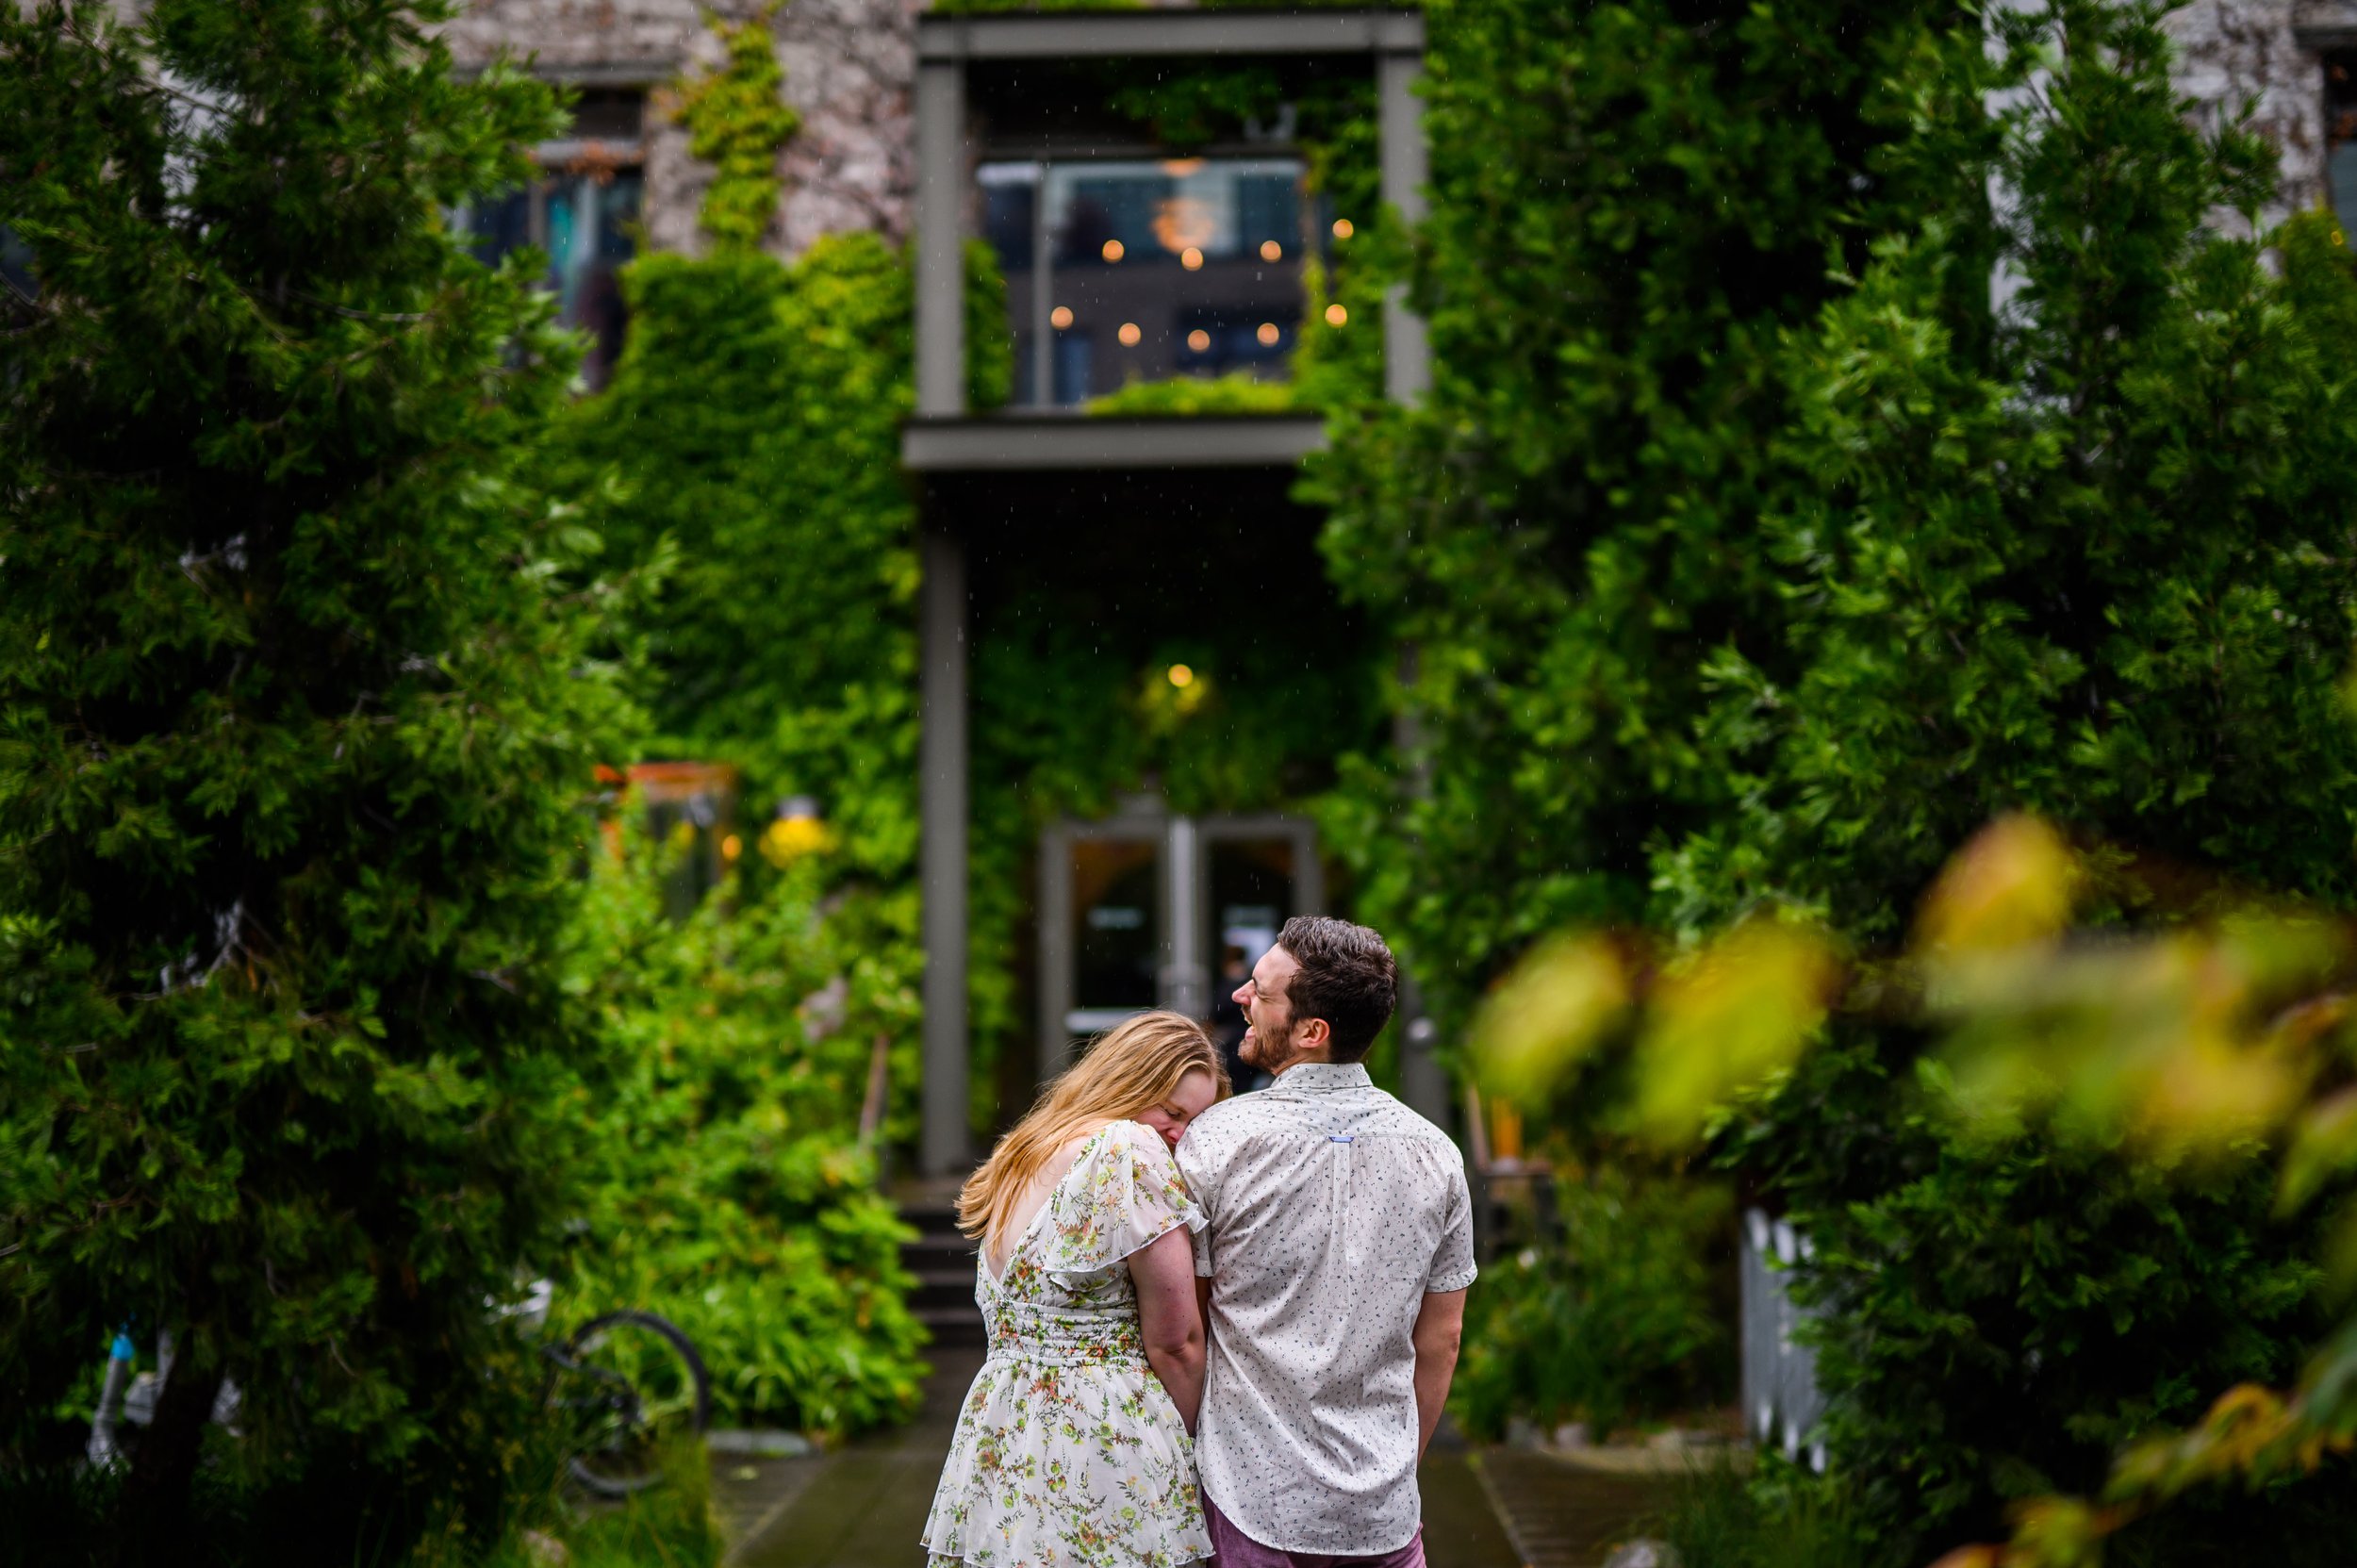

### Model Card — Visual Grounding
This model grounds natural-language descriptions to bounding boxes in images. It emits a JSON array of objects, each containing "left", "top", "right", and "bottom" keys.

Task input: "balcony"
[
  {"left": 986, "top": 155, "right": 1315, "bottom": 409},
  {"left": 902, "top": 7, "right": 1426, "bottom": 473}
]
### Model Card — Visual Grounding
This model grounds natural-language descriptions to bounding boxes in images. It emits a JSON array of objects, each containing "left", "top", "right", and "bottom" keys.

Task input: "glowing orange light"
[
  {"left": 1167, "top": 664, "right": 1195, "bottom": 688},
  {"left": 1331, "top": 218, "right": 1354, "bottom": 240},
  {"left": 1187, "top": 328, "right": 1211, "bottom": 353},
  {"left": 1325, "top": 303, "right": 1348, "bottom": 327},
  {"left": 1256, "top": 322, "right": 1280, "bottom": 347},
  {"left": 1101, "top": 239, "right": 1125, "bottom": 262},
  {"left": 720, "top": 834, "right": 743, "bottom": 862},
  {"left": 1050, "top": 305, "right": 1074, "bottom": 330},
  {"left": 1181, "top": 246, "right": 1204, "bottom": 271},
  {"left": 1260, "top": 239, "right": 1282, "bottom": 262},
  {"left": 1118, "top": 322, "right": 1143, "bottom": 347}
]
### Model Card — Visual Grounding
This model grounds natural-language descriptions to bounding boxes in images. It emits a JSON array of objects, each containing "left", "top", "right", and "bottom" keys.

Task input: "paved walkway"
[
  {"left": 713, "top": 1348, "right": 1525, "bottom": 1568},
  {"left": 1469, "top": 1450, "right": 1669, "bottom": 1568}
]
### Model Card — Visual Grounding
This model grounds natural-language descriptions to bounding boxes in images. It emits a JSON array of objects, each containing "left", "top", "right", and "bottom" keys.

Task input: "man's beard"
[{"left": 1240, "top": 1020, "right": 1291, "bottom": 1072}]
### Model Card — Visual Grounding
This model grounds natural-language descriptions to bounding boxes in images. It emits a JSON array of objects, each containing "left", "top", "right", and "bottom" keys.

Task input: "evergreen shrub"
[
  {"left": 0, "top": 0, "right": 633, "bottom": 1556},
  {"left": 1682, "top": 3, "right": 2357, "bottom": 1557}
]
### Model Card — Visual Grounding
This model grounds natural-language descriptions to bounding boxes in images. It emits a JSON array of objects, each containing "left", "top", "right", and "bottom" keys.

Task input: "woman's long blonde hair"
[{"left": 957, "top": 1010, "right": 1229, "bottom": 1249}]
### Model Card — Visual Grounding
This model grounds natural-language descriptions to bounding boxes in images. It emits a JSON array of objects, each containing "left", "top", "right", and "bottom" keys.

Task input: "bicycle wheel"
[{"left": 548, "top": 1309, "right": 712, "bottom": 1498}]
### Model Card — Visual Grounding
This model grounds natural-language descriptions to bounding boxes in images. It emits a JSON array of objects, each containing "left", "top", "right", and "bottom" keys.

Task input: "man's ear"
[{"left": 1296, "top": 1015, "right": 1332, "bottom": 1053}]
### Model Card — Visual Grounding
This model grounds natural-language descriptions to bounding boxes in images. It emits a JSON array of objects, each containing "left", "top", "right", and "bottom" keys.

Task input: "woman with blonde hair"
[{"left": 922, "top": 1011, "right": 1228, "bottom": 1568}]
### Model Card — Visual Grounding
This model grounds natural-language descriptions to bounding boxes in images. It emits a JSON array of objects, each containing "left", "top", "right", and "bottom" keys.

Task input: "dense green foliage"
[
  {"left": 0, "top": 1401, "right": 719, "bottom": 1568},
  {"left": 1329, "top": 0, "right": 2357, "bottom": 1560},
  {"left": 0, "top": 0, "right": 633, "bottom": 1555},
  {"left": 536, "top": 44, "right": 1013, "bottom": 1423},
  {"left": 1449, "top": 1171, "right": 1729, "bottom": 1441},
  {"left": 544, "top": 233, "right": 1005, "bottom": 872},
  {"left": 1692, "top": 6, "right": 2357, "bottom": 1556},
  {"left": 1651, "top": 1460, "right": 1872, "bottom": 1568},
  {"left": 1314, "top": 0, "right": 1955, "bottom": 1017},
  {"left": 670, "top": 8, "right": 800, "bottom": 255},
  {"left": 564, "top": 839, "right": 924, "bottom": 1432}
]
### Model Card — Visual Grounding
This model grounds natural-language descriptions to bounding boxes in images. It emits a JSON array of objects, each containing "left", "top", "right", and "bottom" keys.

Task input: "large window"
[
  {"left": 982, "top": 157, "right": 1315, "bottom": 407},
  {"left": 463, "top": 88, "right": 645, "bottom": 390},
  {"left": 2330, "top": 53, "right": 2357, "bottom": 244}
]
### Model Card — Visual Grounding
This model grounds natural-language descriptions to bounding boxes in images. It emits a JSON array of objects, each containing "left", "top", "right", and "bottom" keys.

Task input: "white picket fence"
[{"left": 1739, "top": 1208, "right": 1827, "bottom": 1471}]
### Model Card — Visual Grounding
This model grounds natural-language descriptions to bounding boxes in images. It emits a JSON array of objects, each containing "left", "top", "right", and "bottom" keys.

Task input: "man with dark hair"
[{"left": 1175, "top": 916, "right": 1475, "bottom": 1568}]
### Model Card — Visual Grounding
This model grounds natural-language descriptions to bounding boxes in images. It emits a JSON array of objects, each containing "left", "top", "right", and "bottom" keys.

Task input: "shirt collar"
[{"left": 1271, "top": 1061, "right": 1373, "bottom": 1091}]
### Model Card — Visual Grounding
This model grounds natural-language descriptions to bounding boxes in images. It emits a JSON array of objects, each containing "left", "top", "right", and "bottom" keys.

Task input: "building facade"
[{"left": 440, "top": 0, "right": 2357, "bottom": 1175}]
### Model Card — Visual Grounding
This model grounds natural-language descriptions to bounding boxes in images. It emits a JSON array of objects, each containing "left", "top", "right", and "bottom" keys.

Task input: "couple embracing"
[{"left": 923, "top": 916, "right": 1477, "bottom": 1568}]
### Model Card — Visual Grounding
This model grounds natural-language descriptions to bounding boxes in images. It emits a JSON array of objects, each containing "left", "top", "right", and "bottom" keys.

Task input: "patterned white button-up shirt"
[{"left": 1175, "top": 1062, "right": 1478, "bottom": 1557}]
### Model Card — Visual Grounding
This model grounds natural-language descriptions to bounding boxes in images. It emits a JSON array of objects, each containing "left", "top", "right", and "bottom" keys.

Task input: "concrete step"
[{"left": 915, "top": 1305, "right": 988, "bottom": 1348}]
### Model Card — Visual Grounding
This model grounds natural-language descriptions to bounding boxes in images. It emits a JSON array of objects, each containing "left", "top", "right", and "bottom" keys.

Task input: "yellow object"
[{"left": 760, "top": 814, "right": 833, "bottom": 868}]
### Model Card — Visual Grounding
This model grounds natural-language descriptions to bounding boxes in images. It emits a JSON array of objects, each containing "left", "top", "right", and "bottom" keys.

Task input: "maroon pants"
[{"left": 1202, "top": 1493, "right": 1426, "bottom": 1568}]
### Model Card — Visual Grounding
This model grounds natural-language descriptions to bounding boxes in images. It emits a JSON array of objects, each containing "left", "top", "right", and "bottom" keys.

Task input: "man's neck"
[{"left": 1271, "top": 1052, "right": 1339, "bottom": 1080}]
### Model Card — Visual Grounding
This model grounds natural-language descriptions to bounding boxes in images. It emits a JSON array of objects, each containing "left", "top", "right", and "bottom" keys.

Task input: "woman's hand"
[{"left": 1129, "top": 1225, "right": 1206, "bottom": 1435}]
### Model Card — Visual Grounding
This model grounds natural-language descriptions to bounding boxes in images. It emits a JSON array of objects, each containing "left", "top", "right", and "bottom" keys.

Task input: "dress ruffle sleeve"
[{"left": 1040, "top": 1121, "right": 1207, "bottom": 1290}]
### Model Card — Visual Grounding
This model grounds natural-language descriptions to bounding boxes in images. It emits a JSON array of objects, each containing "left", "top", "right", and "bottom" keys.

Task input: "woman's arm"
[{"left": 1129, "top": 1226, "right": 1206, "bottom": 1434}]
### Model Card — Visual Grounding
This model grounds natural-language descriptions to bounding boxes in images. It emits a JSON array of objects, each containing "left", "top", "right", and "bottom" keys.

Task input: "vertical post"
[
  {"left": 919, "top": 524, "right": 970, "bottom": 1177},
  {"left": 915, "top": 50, "right": 966, "bottom": 419},
  {"left": 1391, "top": 644, "right": 1452, "bottom": 1126},
  {"left": 1165, "top": 815, "right": 1203, "bottom": 1018},
  {"left": 1377, "top": 43, "right": 1430, "bottom": 404},
  {"left": 1030, "top": 163, "right": 1054, "bottom": 408},
  {"left": 1038, "top": 820, "right": 1075, "bottom": 1080}
]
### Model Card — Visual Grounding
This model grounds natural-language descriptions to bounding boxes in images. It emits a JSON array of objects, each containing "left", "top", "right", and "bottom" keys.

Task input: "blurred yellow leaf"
[
  {"left": 1632, "top": 921, "right": 1836, "bottom": 1145},
  {"left": 1469, "top": 933, "right": 1629, "bottom": 1107},
  {"left": 1926, "top": 1549, "right": 2006, "bottom": 1568},
  {"left": 2275, "top": 1086, "right": 2357, "bottom": 1217},
  {"left": 1917, "top": 815, "right": 2080, "bottom": 956},
  {"left": 2004, "top": 1496, "right": 2117, "bottom": 1568}
]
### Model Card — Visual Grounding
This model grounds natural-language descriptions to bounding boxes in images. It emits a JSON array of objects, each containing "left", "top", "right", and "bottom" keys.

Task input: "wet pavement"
[{"left": 713, "top": 1346, "right": 1532, "bottom": 1568}]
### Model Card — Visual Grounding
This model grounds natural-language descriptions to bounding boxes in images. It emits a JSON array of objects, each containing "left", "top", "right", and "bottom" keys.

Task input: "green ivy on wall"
[{"left": 670, "top": 5, "right": 802, "bottom": 253}]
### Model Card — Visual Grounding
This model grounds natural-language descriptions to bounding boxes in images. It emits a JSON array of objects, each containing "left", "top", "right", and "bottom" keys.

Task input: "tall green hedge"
[
  {"left": 1342, "top": 0, "right": 2357, "bottom": 1560},
  {"left": 1312, "top": 0, "right": 1956, "bottom": 1021},
  {"left": 0, "top": 0, "right": 631, "bottom": 1555},
  {"left": 1690, "top": 5, "right": 2357, "bottom": 1557}
]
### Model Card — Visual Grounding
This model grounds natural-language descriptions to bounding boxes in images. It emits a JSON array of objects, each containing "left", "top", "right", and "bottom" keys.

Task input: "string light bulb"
[
  {"left": 1331, "top": 218, "right": 1354, "bottom": 239},
  {"left": 1181, "top": 246, "right": 1204, "bottom": 271},
  {"left": 1118, "top": 322, "right": 1143, "bottom": 347},
  {"left": 1050, "top": 305, "right": 1074, "bottom": 330},
  {"left": 1101, "top": 239, "right": 1125, "bottom": 262},
  {"left": 1256, "top": 322, "right": 1280, "bottom": 347},
  {"left": 1260, "top": 239, "right": 1282, "bottom": 261},
  {"left": 1325, "top": 303, "right": 1348, "bottom": 326},
  {"left": 1167, "top": 664, "right": 1195, "bottom": 688}
]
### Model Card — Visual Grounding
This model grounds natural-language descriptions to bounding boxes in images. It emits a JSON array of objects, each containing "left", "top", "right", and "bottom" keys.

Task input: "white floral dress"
[{"left": 922, "top": 1120, "right": 1214, "bottom": 1568}]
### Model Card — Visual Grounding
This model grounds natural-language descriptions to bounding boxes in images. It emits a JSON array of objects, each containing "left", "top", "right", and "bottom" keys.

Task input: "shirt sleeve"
[
  {"left": 1040, "top": 1122, "right": 1207, "bottom": 1288},
  {"left": 1427, "top": 1161, "right": 1478, "bottom": 1294},
  {"left": 1174, "top": 1124, "right": 1218, "bottom": 1278}
]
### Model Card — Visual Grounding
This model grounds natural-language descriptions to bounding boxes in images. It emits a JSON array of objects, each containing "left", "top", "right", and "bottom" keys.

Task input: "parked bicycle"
[{"left": 87, "top": 1281, "right": 711, "bottom": 1499}]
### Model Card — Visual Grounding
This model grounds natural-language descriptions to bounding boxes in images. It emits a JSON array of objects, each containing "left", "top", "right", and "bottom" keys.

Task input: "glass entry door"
[{"left": 1038, "top": 808, "right": 1320, "bottom": 1077}]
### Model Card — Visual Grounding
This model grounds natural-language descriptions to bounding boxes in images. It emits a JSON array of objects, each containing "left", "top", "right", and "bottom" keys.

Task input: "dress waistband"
[{"left": 984, "top": 1344, "right": 1149, "bottom": 1371}]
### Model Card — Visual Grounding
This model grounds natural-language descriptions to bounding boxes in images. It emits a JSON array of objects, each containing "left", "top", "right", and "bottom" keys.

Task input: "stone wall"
[
  {"left": 438, "top": 0, "right": 2344, "bottom": 258},
  {"left": 440, "top": 0, "right": 915, "bottom": 261},
  {"left": 2167, "top": 0, "right": 2332, "bottom": 224}
]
